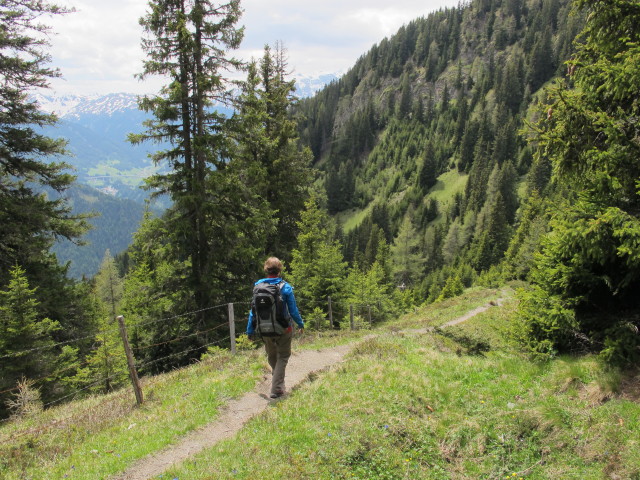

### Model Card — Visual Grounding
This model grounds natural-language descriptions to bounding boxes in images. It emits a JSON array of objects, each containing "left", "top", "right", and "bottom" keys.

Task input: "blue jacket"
[{"left": 246, "top": 277, "right": 304, "bottom": 335}]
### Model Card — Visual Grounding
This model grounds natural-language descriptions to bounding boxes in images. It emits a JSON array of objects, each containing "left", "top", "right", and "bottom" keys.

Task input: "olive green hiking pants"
[{"left": 263, "top": 329, "right": 293, "bottom": 395}]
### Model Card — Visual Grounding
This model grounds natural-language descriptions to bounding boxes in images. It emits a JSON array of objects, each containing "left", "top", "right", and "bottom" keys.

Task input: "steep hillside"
[
  {"left": 296, "top": 0, "right": 584, "bottom": 296},
  {"left": 51, "top": 184, "right": 158, "bottom": 278}
]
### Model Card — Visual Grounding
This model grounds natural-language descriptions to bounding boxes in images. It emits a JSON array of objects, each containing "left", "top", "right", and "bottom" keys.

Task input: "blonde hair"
[{"left": 263, "top": 257, "right": 283, "bottom": 276}]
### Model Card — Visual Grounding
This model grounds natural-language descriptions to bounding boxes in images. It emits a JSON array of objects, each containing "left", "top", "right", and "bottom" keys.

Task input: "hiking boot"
[{"left": 269, "top": 390, "right": 284, "bottom": 399}]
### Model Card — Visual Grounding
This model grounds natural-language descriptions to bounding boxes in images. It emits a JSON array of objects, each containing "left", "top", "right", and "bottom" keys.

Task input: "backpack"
[{"left": 252, "top": 281, "right": 290, "bottom": 337}]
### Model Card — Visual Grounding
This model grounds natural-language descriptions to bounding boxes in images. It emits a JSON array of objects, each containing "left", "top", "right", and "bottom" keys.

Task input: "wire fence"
[{"left": 0, "top": 296, "right": 381, "bottom": 425}]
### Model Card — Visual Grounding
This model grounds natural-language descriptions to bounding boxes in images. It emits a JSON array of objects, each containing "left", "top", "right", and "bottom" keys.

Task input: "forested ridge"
[{"left": 1, "top": 0, "right": 639, "bottom": 420}]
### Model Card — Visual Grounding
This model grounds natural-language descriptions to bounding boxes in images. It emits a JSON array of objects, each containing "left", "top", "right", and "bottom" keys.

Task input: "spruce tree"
[
  {"left": 132, "top": 0, "right": 243, "bottom": 326},
  {"left": 0, "top": 0, "right": 88, "bottom": 290},
  {"left": 289, "top": 196, "right": 347, "bottom": 315},
  {"left": 235, "top": 44, "right": 312, "bottom": 257},
  {"left": 519, "top": 0, "right": 640, "bottom": 364},
  {"left": 0, "top": 266, "right": 63, "bottom": 417}
]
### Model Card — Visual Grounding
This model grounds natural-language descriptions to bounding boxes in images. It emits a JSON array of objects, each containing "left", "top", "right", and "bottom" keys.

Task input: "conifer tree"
[
  {"left": 418, "top": 140, "right": 437, "bottom": 192},
  {"left": 289, "top": 196, "right": 347, "bottom": 314},
  {"left": 0, "top": 0, "right": 88, "bottom": 293},
  {"left": 391, "top": 215, "right": 424, "bottom": 286},
  {"left": 234, "top": 43, "right": 312, "bottom": 257},
  {"left": 132, "top": 0, "right": 244, "bottom": 326},
  {"left": 519, "top": 0, "right": 640, "bottom": 364},
  {"left": 71, "top": 293, "right": 127, "bottom": 395},
  {"left": 95, "top": 250, "right": 123, "bottom": 320},
  {"left": 0, "top": 266, "right": 63, "bottom": 417}
]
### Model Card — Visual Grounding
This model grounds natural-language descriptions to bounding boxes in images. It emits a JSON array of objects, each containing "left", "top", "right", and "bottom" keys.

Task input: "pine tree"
[
  {"left": 131, "top": 0, "right": 244, "bottom": 326},
  {"left": 71, "top": 293, "right": 127, "bottom": 395},
  {"left": 397, "top": 73, "right": 412, "bottom": 117},
  {"left": 0, "top": 0, "right": 88, "bottom": 291},
  {"left": 391, "top": 216, "right": 425, "bottom": 286},
  {"left": 519, "top": 0, "right": 640, "bottom": 365},
  {"left": 289, "top": 196, "right": 347, "bottom": 314},
  {"left": 235, "top": 43, "right": 312, "bottom": 257},
  {"left": 0, "top": 266, "right": 63, "bottom": 417},
  {"left": 94, "top": 250, "right": 123, "bottom": 320},
  {"left": 418, "top": 140, "right": 438, "bottom": 192}
]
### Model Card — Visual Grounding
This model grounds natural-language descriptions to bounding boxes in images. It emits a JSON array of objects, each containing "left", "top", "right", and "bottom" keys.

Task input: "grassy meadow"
[{"left": 2, "top": 287, "right": 639, "bottom": 479}]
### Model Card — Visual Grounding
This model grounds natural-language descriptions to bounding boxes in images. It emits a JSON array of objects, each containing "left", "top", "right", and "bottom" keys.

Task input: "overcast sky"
[{"left": 44, "top": 0, "right": 461, "bottom": 96}]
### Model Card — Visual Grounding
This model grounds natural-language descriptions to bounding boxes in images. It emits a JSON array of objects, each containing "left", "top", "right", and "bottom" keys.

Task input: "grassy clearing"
[
  {"left": 335, "top": 205, "right": 373, "bottom": 233},
  {"left": 428, "top": 169, "right": 468, "bottom": 206}
]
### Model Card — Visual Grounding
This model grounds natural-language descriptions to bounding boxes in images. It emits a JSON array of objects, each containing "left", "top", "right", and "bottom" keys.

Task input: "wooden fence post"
[
  {"left": 228, "top": 303, "right": 236, "bottom": 355},
  {"left": 116, "top": 315, "right": 143, "bottom": 406},
  {"left": 328, "top": 296, "right": 333, "bottom": 329},
  {"left": 349, "top": 304, "right": 355, "bottom": 330},
  {"left": 368, "top": 305, "right": 372, "bottom": 328}
]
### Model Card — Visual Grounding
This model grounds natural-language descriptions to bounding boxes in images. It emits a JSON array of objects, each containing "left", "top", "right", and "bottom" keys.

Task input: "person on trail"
[{"left": 247, "top": 257, "right": 304, "bottom": 399}]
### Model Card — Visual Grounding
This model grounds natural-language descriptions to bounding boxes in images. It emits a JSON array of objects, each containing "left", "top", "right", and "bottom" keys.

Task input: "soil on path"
[{"left": 113, "top": 300, "right": 500, "bottom": 480}]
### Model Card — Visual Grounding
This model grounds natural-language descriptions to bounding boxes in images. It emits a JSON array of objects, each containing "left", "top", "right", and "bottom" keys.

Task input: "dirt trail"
[{"left": 113, "top": 300, "right": 500, "bottom": 480}]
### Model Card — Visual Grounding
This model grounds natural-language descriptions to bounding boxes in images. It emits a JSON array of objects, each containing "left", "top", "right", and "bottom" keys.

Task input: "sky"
[{"left": 43, "top": 0, "right": 461, "bottom": 96}]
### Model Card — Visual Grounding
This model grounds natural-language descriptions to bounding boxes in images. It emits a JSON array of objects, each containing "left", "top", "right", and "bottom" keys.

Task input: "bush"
[
  {"left": 511, "top": 286, "right": 580, "bottom": 360},
  {"left": 5, "top": 377, "right": 42, "bottom": 419},
  {"left": 599, "top": 323, "right": 640, "bottom": 368},
  {"left": 235, "top": 334, "right": 259, "bottom": 351}
]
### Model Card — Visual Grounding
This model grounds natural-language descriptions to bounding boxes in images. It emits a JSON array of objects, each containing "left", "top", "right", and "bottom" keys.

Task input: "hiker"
[{"left": 247, "top": 257, "right": 304, "bottom": 399}]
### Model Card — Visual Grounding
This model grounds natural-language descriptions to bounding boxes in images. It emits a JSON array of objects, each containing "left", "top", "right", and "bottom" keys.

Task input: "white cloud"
[{"left": 44, "top": 0, "right": 459, "bottom": 95}]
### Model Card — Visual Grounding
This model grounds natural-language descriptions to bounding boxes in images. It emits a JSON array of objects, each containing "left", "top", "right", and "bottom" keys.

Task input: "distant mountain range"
[{"left": 37, "top": 73, "right": 337, "bottom": 278}]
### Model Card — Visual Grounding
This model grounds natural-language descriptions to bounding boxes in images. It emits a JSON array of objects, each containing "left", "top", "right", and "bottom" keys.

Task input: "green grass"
[
  {"left": 3, "top": 287, "right": 640, "bottom": 480},
  {"left": 166, "top": 335, "right": 640, "bottom": 480},
  {"left": 0, "top": 350, "right": 265, "bottom": 480},
  {"left": 428, "top": 169, "right": 468, "bottom": 207},
  {"left": 86, "top": 162, "right": 158, "bottom": 188},
  {"left": 335, "top": 205, "right": 373, "bottom": 233},
  {"left": 387, "top": 286, "right": 506, "bottom": 331}
]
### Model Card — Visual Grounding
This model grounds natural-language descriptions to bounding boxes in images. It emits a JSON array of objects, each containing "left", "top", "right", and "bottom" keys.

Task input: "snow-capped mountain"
[
  {"left": 33, "top": 92, "right": 139, "bottom": 119},
  {"left": 294, "top": 73, "right": 338, "bottom": 98},
  {"left": 34, "top": 73, "right": 336, "bottom": 278},
  {"left": 32, "top": 72, "right": 337, "bottom": 195},
  {"left": 33, "top": 71, "right": 336, "bottom": 120}
]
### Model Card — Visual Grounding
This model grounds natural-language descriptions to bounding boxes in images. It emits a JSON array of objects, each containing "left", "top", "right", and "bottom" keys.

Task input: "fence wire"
[{"left": 0, "top": 297, "right": 378, "bottom": 426}]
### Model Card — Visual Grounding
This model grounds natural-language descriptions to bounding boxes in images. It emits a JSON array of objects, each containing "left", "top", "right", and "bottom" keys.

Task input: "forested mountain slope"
[
  {"left": 296, "top": 0, "right": 583, "bottom": 297},
  {"left": 51, "top": 184, "right": 159, "bottom": 278}
]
